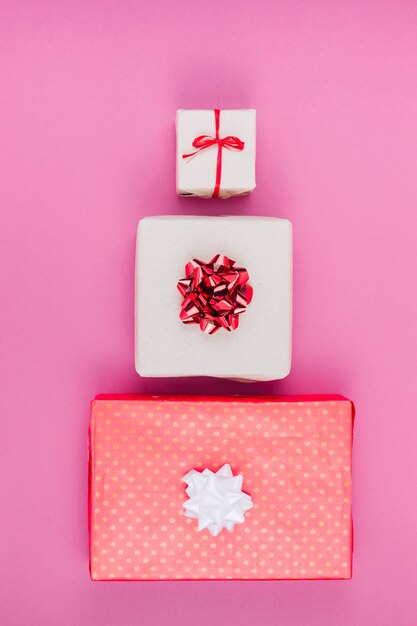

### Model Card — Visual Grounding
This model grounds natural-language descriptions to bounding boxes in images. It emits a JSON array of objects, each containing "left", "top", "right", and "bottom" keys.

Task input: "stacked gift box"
[{"left": 88, "top": 109, "right": 354, "bottom": 581}]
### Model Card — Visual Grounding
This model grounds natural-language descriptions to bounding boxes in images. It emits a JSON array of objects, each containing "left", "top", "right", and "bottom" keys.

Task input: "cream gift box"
[
  {"left": 176, "top": 109, "right": 256, "bottom": 198},
  {"left": 135, "top": 216, "right": 292, "bottom": 381}
]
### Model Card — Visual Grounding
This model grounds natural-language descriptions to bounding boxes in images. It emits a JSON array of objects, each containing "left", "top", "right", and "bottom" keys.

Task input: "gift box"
[
  {"left": 176, "top": 109, "right": 256, "bottom": 198},
  {"left": 135, "top": 216, "right": 292, "bottom": 381},
  {"left": 89, "top": 395, "right": 354, "bottom": 581}
]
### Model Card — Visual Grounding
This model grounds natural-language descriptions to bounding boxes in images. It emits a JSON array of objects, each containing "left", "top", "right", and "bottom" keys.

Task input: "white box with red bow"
[
  {"left": 135, "top": 215, "right": 292, "bottom": 381},
  {"left": 176, "top": 109, "right": 256, "bottom": 199}
]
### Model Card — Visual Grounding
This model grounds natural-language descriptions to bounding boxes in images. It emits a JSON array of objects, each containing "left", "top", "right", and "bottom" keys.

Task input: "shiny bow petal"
[{"left": 177, "top": 254, "right": 253, "bottom": 334}]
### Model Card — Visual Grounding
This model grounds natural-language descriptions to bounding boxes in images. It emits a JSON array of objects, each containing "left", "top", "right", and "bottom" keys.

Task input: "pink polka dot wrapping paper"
[{"left": 89, "top": 395, "right": 354, "bottom": 581}]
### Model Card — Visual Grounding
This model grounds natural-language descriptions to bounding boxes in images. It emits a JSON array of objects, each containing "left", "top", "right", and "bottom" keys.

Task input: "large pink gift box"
[{"left": 89, "top": 395, "right": 354, "bottom": 580}]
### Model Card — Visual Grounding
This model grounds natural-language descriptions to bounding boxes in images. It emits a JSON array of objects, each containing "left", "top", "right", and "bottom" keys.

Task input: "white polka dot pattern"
[{"left": 89, "top": 396, "right": 353, "bottom": 580}]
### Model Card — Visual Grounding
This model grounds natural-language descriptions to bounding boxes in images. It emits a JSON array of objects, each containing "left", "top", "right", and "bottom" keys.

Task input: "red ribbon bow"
[
  {"left": 182, "top": 109, "right": 245, "bottom": 198},
  {"left": 177, "top": 254, "right": 253, "bottom": 334}
]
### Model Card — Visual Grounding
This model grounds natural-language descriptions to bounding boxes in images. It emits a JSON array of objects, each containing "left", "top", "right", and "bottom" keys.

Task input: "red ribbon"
[
  {"left": 182, "top": 109, "right": 245, "bottom": 198},
  {"left": 177, "top": 254, "right": 253, "bottom": 334}
]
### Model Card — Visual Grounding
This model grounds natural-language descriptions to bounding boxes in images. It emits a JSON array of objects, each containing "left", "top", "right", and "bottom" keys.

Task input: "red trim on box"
[
  {"left": 93, "top": 393, "right": 352, "bottom": 403},
  {"left": 88, "top": 422, "right": 93, "bottom": 581}
]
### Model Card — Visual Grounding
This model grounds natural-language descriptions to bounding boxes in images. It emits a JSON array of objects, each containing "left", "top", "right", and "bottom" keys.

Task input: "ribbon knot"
[{"left": 182, "top": 109, "right": 245, "bottom": 197}]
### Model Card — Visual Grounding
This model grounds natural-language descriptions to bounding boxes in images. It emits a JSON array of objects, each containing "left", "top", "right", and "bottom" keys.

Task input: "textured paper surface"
[
  {"left": 135, "top": 216, "right": 292, "bottom": 381},
  {"left": 89, "top": 395, "right": 353, "bottom": 580},
  {"left": 176, "top": 109, "right": 256, "bottom": 198}
]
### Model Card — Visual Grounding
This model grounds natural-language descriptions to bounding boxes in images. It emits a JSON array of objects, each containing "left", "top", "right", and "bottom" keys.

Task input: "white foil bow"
[{"left": 182, "top": 464, "right": 253, "bottom": 536}]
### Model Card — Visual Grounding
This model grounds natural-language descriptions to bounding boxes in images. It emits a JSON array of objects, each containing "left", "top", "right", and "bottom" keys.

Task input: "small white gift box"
[
  {"left": 135, "top": 216, "right": 292, "bottom": 381},
  {"left": 176, "top": 109, "right": 256, "bottom": 198}
]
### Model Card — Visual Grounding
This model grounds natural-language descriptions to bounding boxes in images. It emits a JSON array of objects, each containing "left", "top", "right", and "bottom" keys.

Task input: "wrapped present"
[
  {"left": 135, "top": 216, "right": 292, "bottom": 381},
  {"left": 176, "top": 109, "right": 256, "bottom": 198},
  {"left": 89, "top": 395, "right": 354, "bottom": 581}
]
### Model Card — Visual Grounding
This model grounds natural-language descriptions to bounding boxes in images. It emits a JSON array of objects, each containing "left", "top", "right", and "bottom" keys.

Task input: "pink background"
[{"left": 1, "top": 1, "right": 417, "bottom": 624}]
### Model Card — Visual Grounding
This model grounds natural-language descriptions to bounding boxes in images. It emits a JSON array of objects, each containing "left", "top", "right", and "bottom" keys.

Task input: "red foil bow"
[
  {"left": 182, "top": 109, "right": 245, "bottom": 198},
  {"left": 177, "top": 254, "right": 253, "bottom": 334}
]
